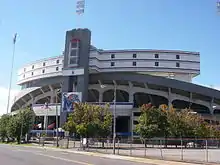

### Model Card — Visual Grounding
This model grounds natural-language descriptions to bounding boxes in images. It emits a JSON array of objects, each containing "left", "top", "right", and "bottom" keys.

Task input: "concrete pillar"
[
  {"left": 99, "top": 92, "right": 103, "bottom": 103},
  {"left": 130, "top": 111, "right": 134, "bottom": 140},
  {"left": 168, "top": 88, "right": 172, "bottom": 109},
  {"left": 128, "top": 82, "right": 134, "bottom": 103},
  {"left": 189, "top": 92, "right": 193, "bottom": 109}
]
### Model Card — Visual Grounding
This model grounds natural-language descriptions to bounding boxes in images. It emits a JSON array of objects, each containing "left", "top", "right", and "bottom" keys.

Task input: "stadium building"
[{"left": 11, "top": 28, "right": 220, "bottom": 135}]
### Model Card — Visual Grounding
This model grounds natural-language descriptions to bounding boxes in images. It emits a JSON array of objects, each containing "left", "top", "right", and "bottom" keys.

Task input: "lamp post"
[
  {"left": 55, "top": 89, "right": 60, "bottom": 147},
  {"left": 100, "top": 83, "right": 117, "bottom": 154},
  {"left": 6, "top": 33, "right": 17, "bottom": 114}
]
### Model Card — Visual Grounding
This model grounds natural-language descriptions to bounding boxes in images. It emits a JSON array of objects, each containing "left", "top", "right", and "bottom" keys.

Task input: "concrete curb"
[{"left": 15, "top": 145, "right": 207, "bottom": 165}]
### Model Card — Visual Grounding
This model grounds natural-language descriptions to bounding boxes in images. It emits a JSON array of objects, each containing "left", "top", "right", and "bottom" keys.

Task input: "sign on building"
[{"left": 62, "top": 92, "right": 82, "bottom": 112}]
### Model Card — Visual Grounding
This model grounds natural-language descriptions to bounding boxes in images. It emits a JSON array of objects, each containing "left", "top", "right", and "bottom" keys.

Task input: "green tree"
[
  {"left": 0, "top": 114, "right": 10, "bottom": 142},
  {"left": 63, "top": 103, "right": 112, "bottom": 138},
  {"left": 135, "top": 104, "right": 169, "bottom": 139},
  {"left": 7, "top": 108, "right": 35, "bottom": 143}
]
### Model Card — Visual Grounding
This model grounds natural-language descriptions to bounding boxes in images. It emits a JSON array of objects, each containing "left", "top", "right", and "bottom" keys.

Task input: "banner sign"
[{"left": 62, "top": 92, "right": 82, "bottom": 112}]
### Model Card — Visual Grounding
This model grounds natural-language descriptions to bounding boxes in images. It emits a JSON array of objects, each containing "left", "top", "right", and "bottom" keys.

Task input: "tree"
[
  {"left": 63, "top": 103, "right": 112, "bottom": 139},
  {"left": 135, "top": 104, "right": 169, "bottom": 139},
  {"left": 0, "top": 114, "right": 10, "bottom": 142},
  {"left": 7, "top": 108, "right": 35, "bottom": 143}
]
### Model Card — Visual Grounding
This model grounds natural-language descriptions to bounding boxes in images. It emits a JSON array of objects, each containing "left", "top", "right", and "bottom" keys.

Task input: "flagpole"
[{"left": 6, "top": 33, "right": 17, "bottom": 114}]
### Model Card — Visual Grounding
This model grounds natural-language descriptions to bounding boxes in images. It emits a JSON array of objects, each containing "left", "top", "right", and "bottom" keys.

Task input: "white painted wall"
[{"left": 17, "top": 50, "right": 200, "bottom": 85}]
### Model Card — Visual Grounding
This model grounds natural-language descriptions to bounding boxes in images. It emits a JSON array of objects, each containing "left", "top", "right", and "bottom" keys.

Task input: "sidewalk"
[{"left": 22, "top": 144, "right": 215, "bottom": 165}]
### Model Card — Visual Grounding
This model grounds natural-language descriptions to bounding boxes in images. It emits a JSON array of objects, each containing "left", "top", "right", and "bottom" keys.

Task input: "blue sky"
[{"left": 0, "top": 0, "right": 220, "bottom": 109}]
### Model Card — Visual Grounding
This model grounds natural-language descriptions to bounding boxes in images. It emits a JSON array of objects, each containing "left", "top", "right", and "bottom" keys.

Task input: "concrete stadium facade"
[{"left": 11, "top": 28, "right": 220, "bottom": 135}]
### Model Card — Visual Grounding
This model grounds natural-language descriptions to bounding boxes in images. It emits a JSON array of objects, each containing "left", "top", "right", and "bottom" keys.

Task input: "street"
[{"left": 0, "top": 144, "right": 155, "bottom": 165}]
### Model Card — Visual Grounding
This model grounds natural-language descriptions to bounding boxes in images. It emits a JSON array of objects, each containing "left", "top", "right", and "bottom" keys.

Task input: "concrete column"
[
  {"left": 130, "top": 111, "right": 134, "bottom": 140},
  {"left": 189, "top": 92, "right": 193, "bottom": 109},
  {"left": 43, "top": 115, "right": 47, "bottom": 130},
  {"left": 168, "top": 88, "right": 172, "bottom": 109},
  {"left": 128, "top": 82, "right": 134, "bottom": 103},
  {"left": 99, "top": 92, "right": 103, "bottom": 103}
]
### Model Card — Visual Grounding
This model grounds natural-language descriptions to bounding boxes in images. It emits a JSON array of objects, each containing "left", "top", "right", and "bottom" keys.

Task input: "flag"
[
  {"left": 13, "top": 33, "right": 17, "bottom": 44},
  {"left": 76, "top": 0, "right": 85, "bottom": 15},
  {"left": 37, "top": 123, "right": 42, "bottom": 129}
]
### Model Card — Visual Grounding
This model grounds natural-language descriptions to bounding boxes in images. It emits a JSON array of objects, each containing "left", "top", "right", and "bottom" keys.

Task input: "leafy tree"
[
  {"left": 7, "top": 108, "right": 35, "bottom": 143},
  {"left": 135, "top": 103, "right": 169, "bottom": 139},
  {"left": 0, "top": 114, "right": 10, "bottom": 142},
  {"left": 63, "top": 103, "right": 112, "bottom": 138}
]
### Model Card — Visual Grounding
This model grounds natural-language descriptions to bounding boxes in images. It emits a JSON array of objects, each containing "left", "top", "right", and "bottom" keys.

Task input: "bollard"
[
  {"left": 130, "top": 139, "right": 132, "bottom": 156},
  {"left": 160, "top": 139, "right": 163, "bottom": 159},
  {"left": 205, "top": 139, "right": 208, "bottom": 162},
  {"left": 144, "top": 139, "right": 147, "bottom": 157},
  {"left": 117, "top": 139, "right": 119, "bottom": 155},
  {"left": 181, "top": 138, "right": 183, "bottom": 160}
]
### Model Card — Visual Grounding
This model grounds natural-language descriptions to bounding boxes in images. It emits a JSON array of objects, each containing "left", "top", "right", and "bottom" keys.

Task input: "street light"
[
  {"left": 55, "top": 89, "right": 60, "bottom": 147},
  {"left": 100, "top": 83, "right": 117, "bottom": 154}
]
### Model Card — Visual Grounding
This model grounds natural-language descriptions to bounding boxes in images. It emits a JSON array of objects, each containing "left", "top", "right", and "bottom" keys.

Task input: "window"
[
  {"left": 133, "top": 54, "right": 137, "bottom": 58},
  {"left": 56, "top": 59, "right": 59, "bottom": 64},
  {"left": 176, "top": 62, "right": 180, "bottom": 67},
  {"left": 111, "top": 54, "right": 115, "bottom": 59},
  {"left": 155, "top": 54, "right": 159, "bottom": 58},
  {"left": 43, "top": 62, "right": 46, "bottom": 66},
  {"left": 111, "top": 62, "right": 115, "bottom": 66},
  {"left": 42, "top": 69, "right": 45, "bottom": 74},
  {"left": 24, "top": 68, "right": 26, "bottom": 72},
  {"left": 23, "top": 74, "right": 25, "bottom": 78},
  {"left": 176, "top": 55, "right": 180, "bottom": 59},
  {"left": 56, "top": 67, "right": 59, "bottom": 71},
  {"left": 31, "top": 72, "right": 34, "bottom": 76},
  {"left": 155, "top": 62, "right": 159, "bottom": 66},
  {"left": 69, "top": 57, "right": 77, "bottom": 65},
  {"left": 133, "top": 61, "right": 136, "bottom": 66},
  {"left": 133, "top": 112, "right": 141, "bottom": 116},
  {"left": 70, "top": 49, "right": 78, "bottom": 57},
  {"left": 32, "top": 65, "right": 34, "bottom": 69},
  {"left": 71, "top": 41, "right": 78, "bottom": 48}
]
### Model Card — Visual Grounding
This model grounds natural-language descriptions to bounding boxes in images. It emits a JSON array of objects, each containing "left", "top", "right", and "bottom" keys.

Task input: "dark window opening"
[
  {"left": 176, "top": 62, "right": 180, "bottom": 67},
  {"left": 111, "top": 54, "right": 115, "bottom": 59}
]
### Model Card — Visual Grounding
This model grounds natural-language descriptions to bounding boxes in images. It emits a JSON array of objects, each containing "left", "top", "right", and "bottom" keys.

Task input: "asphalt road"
[{"left": 0, "top": 144, "right": 154, "bottom": 165}]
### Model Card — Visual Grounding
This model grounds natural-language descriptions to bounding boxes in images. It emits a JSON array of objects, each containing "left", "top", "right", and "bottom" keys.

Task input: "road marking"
[
  {"left": 8, "top": 147, "right": 93, "bottom": 165},
  {"left": 33, "top": 152, "right": 93, "bottom": 165}
]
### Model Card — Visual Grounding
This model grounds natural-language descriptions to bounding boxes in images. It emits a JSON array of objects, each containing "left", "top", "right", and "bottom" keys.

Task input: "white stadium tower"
[{"left": 11, "top": 28, "right": 220, "bottom": 136}]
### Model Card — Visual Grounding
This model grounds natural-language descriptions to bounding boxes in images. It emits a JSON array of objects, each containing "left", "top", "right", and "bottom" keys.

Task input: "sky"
[{"left": 0, "top": 0, "right": 220, "bottom": 115}]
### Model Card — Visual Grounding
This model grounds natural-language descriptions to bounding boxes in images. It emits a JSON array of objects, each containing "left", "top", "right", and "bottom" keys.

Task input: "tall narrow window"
[
  {"left": 155, "top": 62, "right": 159, "bottom": 66},
  {"left": 155, "top": 54, "right": 159, "bottom": 58},
  {"left": 56, "top": 59, "right": 59, "bottom": 64},
  {"left": 133, "top": 61, "right": 136, "bottom": 66},
  {"left": 176, "top": 62, "right": 180, "bottom": 67},
  {"left": 133, "top": 54, "right": 137, "bottom": 58},
  {"left": 176, "top": 55, "right": 180, "bottom": 59},
  {"left": 111, "top": 54, "right": 115, "bottom": 59},
  {"left": 111, "top": 62, "right": 115, "bottom": 66},
  {"left": 43, "top": 62, "right": 46, "bottom": 66}
]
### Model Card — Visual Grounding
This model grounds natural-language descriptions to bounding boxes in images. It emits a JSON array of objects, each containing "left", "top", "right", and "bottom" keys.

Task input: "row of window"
[
  {"left": 111, "top": 53, "right": 180, "bottom": 59},
  {"left": 110, "top": 61, "right": 180, "bottom": 67},
  {"left": 24, "top": 59, "right": 60, "bottom": 72},
  {"left": 23, "top": 67, "right": 60, "bottom": 78}
]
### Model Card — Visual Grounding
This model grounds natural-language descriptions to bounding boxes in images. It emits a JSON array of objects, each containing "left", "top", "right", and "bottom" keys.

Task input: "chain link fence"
[{"left": 31, "top": 136, "right": 220, "bottom": 164}]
